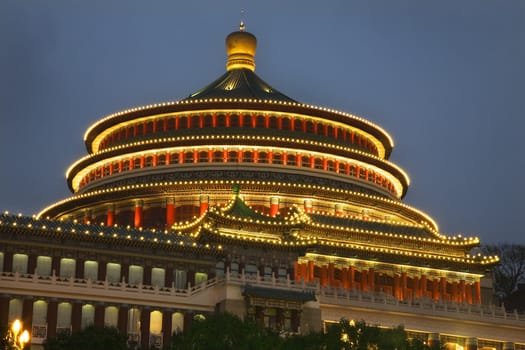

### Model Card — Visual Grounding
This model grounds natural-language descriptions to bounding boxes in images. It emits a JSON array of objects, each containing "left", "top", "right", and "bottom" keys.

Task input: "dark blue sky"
[{"left": 1, "top": 1, "right": 523, "bottom": 244}]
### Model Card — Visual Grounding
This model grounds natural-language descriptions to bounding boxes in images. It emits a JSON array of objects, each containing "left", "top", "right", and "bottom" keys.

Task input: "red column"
[
  {"left": 320, "top": 266, "right": 328, "bottom": 287},
  {"left": 466, "top": 283, "right": 473, "bottom": 304},
  {"left": 328, "top": 263, "right": 335, "bottom": 286},
  {"left": 304, "top": 199, "right": 313, "bottom": 213},
  {"left": 369, "top": 268, "right": 375, "bottom": 293},
  {"left": 451, "top": 281, "right": 459, "bottom": 302},
  {"left": 401, "top": 272, "right": 407, "bottom": 300},
  {"left": 199, "top": 195, "right": 209, "bottom": 216},
  {"left": 294, "top": 262, "right": 300, "bottom": 281},
  {"left": 269, "top": 197, "right": 279, "bottom": 217},
  {"left": 309, "top": 155, "right": 315, "bottom": 168},
  {"left": 361, "top": 269, "right": 368, "bottom": 292},
  {"left": 134, "top": 201, "right": 143, "bottom": 228},
  {"left": 342, "top": 267, "right": 349, "bottom": 289},
  {"left": 440, "top": 277, "right": 447, "bottom": 301},
  {"left": 420, "top": 274, "right": 427, "bottom": 298},
  {"left": 413, "top": 276, "right": 420, "bottom": 298},
  {"left": 393, "top": 275, "right": 400, "bottom": 299},
  {"left": 432, "top": 279, "right": 439, "bottom": 301},
  {"left": 166, "top": 198, "right": 176, "bottom": 227},
  {"left": 106, "top": 205, "right": 115, "bottom": 227},
  {"left": 335, "top": 204, "right": 343, "bottom": 216},
  {"left": 349, "top": 266, "right": 355, "bottom": 290},
  {"left": 83, "top": 210, "right": 92, "bottom": 224},
  {"left": 296, "top": 154, "right": 302, "bottom": 167},
  {"left": 460, "top": 280, "right": 466, "bottom": 303},
  {"left": 474, "top": 281, "right": 481, "bottom": 304},
  {"left": 308, "top": 261, "right": 315, "bottom": 281}
]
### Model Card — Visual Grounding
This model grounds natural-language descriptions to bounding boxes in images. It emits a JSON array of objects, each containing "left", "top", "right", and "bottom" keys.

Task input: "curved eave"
[
  {"left": 84, "top": 100, "right": 394, "bottom": 158},
  {"left": 68, "top": 134, "right": 409, "bottom": 196},
  {"left": 39, "top": 180, "right": 438, "bottom": 230}
]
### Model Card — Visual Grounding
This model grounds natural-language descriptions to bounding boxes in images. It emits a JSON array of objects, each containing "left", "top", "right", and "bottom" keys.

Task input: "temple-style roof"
[
  {"left": 185, "top": 68, "right": 296, "bottom": 102},
  {"left": 185, "top": 24, "right": 295, "bottom": 103}
]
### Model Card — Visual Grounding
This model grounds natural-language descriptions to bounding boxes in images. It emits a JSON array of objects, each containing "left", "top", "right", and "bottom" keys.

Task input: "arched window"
[
  {"left": 184, "top": 151, "right": 194, "bottom": 163},
  {"left": 217, "top": 114, "right": 227, "bottom": 127},
  {"left": 179, "top": 116, "right": 188, "bottom": 130},
  {"left": 228, "top": 151, "right": 238, "bottom": 163},
  {"left": 191, "top": 115, "right": 200, "bottom": 129},
  {"left": 172, "top": 312, "right": 184, "bottom": 334},
  {"left": 81, "top": 304, "right": 95, "bottom": 329},
  {"left": 198, "top": 151, "right": 208, "bottom": 163},
  {"left": 104, "top": 306, "right": 118, "bottom": 328},
  {"left": 57, "top": 302, "right": 72, "bottom": 331},
  {"left": 256, "top": 115, "right": 265, "bottom": 128},
  {"left": 243, "top": 151, "right": 253, "bottom": 163},
  {"left": 282, "top": 118, "right": 291, "bottom": 130},
  {"left": 258, "top": 152, "right": 268, "bottom": 163},
  {"left": 203, "top": 114, "right": 213, "bottom": 128},
  {"left": 269, "top": 116, "right": 278, "bottom": 129},
  {"left": 12, "top": 254, "right": 28, "bottom": 274},
  {"left": 306, "top": 121, "right": 315, "bottom": 134},
  {"left": 213, "top": 150, "right": 223, "bottom": 162},
  {"left": 36, "top": 256, "right": 52, "bottom": 276},
  {"left": 230, "top": 114, "right": 240, "bottom": 127}
]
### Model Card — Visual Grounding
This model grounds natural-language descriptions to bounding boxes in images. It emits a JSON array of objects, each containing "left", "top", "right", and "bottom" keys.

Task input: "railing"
[
  {"left": 318, "top": 285, "right": 525, "bottom": 323},
  {"left": 2, "top": 271, "right": 524, "bottom": 325}
]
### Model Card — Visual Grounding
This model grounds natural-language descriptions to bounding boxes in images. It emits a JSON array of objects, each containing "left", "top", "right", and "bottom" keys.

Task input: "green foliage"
[
  {"left": 168, "top": 312, "right": 281, "bottom": 350},
  {"left": 167, "top": 315, "right": 434, "bottom": 350},
  {"left": 43, "top": 325, "right": 127, "bottom": 350}
]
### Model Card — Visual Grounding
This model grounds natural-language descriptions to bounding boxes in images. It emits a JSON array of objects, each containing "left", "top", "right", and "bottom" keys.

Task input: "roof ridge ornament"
[{"left": 225, "top": 21, "right": 257, "bottom": 71}]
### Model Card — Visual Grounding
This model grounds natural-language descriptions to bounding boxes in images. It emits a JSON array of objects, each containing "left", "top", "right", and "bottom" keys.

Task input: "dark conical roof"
[{"left": 185, "top": 68, "right": 296, "bottom": 102}]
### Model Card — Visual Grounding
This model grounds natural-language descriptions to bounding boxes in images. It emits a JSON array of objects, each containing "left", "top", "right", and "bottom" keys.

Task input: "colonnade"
[
  {"left": 97, "top": 112, "right": 379, "bottom": 156},
  {"left": 78, "top": 147, "right": 396, "bottom": 196},
  {"left": 78, "top": 195, "right": 375, "bottom": 230},
  {"left": 295, "top": 261, "right": 482, "bottom": 304},
  {"left": 0, "top": 295, "right": 195, "bottom": 349}
]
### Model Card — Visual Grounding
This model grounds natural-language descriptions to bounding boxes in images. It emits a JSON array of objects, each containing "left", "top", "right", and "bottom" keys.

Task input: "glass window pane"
[
  {"left": 151, "top": 268, "right": 165, "bottom": 288},
  {"left": 12, "top": 254, "right": 28, "bottom": 274},
  {"left": 84, "top": 261, "right": 98, "bottom": 281},
  {"left": 36, "top": 256, "right": 52, "bottom": 276},
  {"left": 60, "top": 258, "right": 76, "bottom": 278}
]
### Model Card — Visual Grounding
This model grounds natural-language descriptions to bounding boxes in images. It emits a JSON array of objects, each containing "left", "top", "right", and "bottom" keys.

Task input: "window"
[
  {"left": 172, "top": 312, "right": 184, "bottom": 334},
  {"left": 84, "top": 260, "right": 98, "bottom": 281},
  {"left": 195, "top": 272, "right": 208, "bottom": 286},
  {"left": 106, "top": 263, "right": 121, "bottom": 284},
  {"left": 174, "top": 270, "right": 186, "bottom": 289},
  {"left": 0, "top": 252, "right": 3, "bottom": 272},
  {"left": 8, "top": 299, "right": 22, "bottom": 322},
  {"left": 151, "top": 268, "right": 165, "bottom": 288},
  {"left": 128, "top": 308, "right": 141, "bottom": 334},
  {"left": 60, "top": 258, "right": 76, "bottom": 279},
  {"left": 128, "top": 265, "right": 144, "bottom": 285},
  {"left": 33, "top": 300, "right": 48, "bottom": 325},
  {"left": 57, "top": 302, "right": 72, "bottom": 330},
  {"left": 36, "top": 256, "right": 52, "bottom": 276},
  {"left": 150, "top": 310, "right": 163, "bottom": 335},
  {"left": 104, "top": 306, "right": 118, "bottom": 328},
  {"left": 81, "top": 304, "right": 95, "bottom": 329},
  {"left": 12, "top": 254, "right": 28, "bottom": 274}
]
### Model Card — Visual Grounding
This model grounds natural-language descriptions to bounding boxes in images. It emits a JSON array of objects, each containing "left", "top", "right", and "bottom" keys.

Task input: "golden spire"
[{"left": 225, "top": 21, "right": 257, "bottom": 72}]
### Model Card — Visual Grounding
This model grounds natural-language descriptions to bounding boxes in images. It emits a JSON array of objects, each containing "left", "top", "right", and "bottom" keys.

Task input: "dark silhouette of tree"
[
  {"left": 483, "top": 244, "right": 525, "bottom": 304},
  {"left": 43, "top": 325, "right": 127, "bottom": 350}
]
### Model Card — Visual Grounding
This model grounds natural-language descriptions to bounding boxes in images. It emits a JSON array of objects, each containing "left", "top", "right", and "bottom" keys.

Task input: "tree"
[
  {"left": 168, "top": 312, "right": 281, "bottom": 350},
  {"left": 43, "top": 325, "right": 128, "bottom": 350},
  {"left": 483, "top": 244, "right": 525, "bottom": 303}
]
